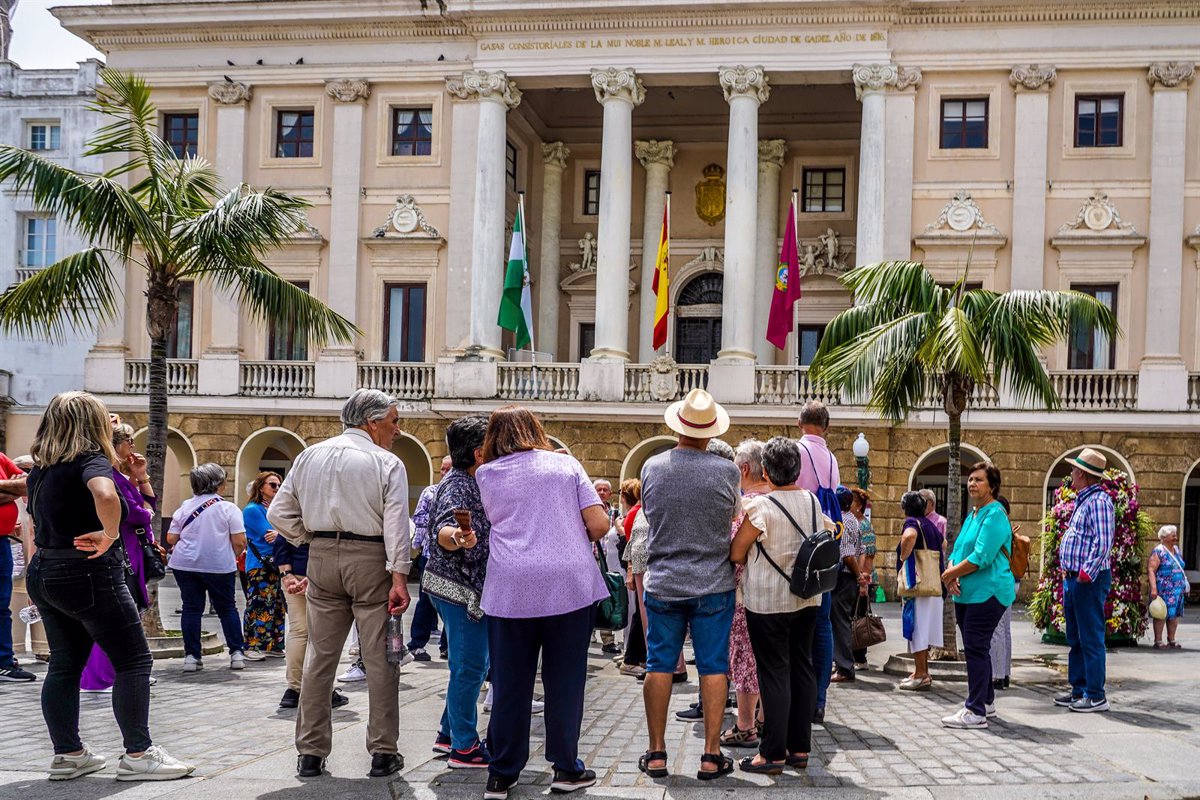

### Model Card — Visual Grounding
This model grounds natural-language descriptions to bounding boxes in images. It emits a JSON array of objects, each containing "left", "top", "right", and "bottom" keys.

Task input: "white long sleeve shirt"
[{"left": 267, "top": 427, "right": 412, "bottom": 574}]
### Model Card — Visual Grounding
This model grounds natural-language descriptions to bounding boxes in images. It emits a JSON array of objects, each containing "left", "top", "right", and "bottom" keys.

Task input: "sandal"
[
  {"left": 720, "top": 724, "right": 759, "bottom": 748},
  {"left": 1170, "top": 641, "right": 1183, "bottom": 649},
  {"left": 738, "top": 756, "right": 783, "bottom": 775},
  {"left": 786, "top": 753, "right": 809, "bottom": 770},
  {"left": 1153, "top": 642, "right": 1168, "bottom": 650},
  {"left": 638, "top": 750, "right": 668, "bottom": 778},
  {"left": 696, "top": 752, "right": 734, "bottom": 781}
]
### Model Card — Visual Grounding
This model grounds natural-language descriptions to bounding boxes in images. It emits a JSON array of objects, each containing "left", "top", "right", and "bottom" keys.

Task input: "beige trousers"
[
  {"left": 297, "top": 537, "right": 399, "bottom": 758},
  {"left": 284, "top": 589, "right": 307, "bottom": 692},
  {"left": 10, "top": 575, "right": 48, "bottom": 656}
]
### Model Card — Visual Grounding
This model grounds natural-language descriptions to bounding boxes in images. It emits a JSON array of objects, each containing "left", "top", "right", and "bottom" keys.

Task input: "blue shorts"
[{"left": 643, "top": 589, "right": 736, "bottom": 676}]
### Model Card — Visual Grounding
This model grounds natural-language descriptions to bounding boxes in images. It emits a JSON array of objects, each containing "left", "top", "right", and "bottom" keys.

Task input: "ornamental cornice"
[
  {"left": 719, "top": 65, "right": 770, "bottom": 104},
  {"left": 591, "top": 67, "right": 646, "bottom": 107},
  {"left": 207, "top": 80, "right": 251, "bottom": 105},
  {"left": 1009, "top": 65, "right": 1057, "bottom": 92},
  {"left": 1052, "top": 190, "right": 1146, "bottom": 249},
  {"left": 324, "top": 78, "right": 370, "bottom": 102},
  {"left": 446, "top": 70, "right": 521, "bottom": 109},
  {"left": 542, "top": 141, "right": 570, "bottom": 170},
  {"left": 635, "top": 139, "right": 676, "bottom": 170},
  {"left": 758, "top": 139, "right": 787, "bottom": 168},
  {"left": 918, "top": 190, "right": 1005, "bottom": 244},
  {"left": 1147, "top": 62, "right": 1196, "bottom": 89},
  {"left": 852, "top": 64, "right": 921, "bottom": 101}
]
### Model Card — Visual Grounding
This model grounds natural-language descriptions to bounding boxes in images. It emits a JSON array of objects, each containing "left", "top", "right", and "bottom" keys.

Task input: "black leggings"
[{"left": 623, "top": 605, "right": 646, "bottom": 666}]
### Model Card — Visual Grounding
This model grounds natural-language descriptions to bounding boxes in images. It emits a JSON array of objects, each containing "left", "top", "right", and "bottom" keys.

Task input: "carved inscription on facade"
[{"left": 479, "top": 30, "right": 886, "bottom": 53}]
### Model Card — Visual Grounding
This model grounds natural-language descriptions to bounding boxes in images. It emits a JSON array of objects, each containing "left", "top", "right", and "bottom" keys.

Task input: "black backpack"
[{"left": 754, "top": 493, "right": 842, "bottom": 599}]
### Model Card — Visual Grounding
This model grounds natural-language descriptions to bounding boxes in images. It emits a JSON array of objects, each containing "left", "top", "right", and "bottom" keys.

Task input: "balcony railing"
[
  {"left": 240, "top": 361, "right": 315, "bottom": 398},
  {"left": 358, "top": 362, "right": 435, "bottom": 400},
  {"left": 1190, "top": 374, "right": 1200, "bottom": 411},
  {"left": 755, "top": 367, "right": 842, "bottom": 406},
  {"left": 497, "top": 362, "right": 581, "bottom": 401},
  {"left": 123, "top": 359, "right": 199, "bottom": 395},
  {"left": 13, "top": 267, "right": 40, "bottom": 283},
  {"left": 1049, "top": 370, "right": 1138, "bottom": 411},
  {"left": 624, "top": 364, "right": 708, "bottom": 402}
]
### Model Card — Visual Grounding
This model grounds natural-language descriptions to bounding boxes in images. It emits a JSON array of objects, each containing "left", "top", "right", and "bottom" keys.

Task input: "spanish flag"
[{"left": 651, "top": 194, "right": 670, "bottom": 351}]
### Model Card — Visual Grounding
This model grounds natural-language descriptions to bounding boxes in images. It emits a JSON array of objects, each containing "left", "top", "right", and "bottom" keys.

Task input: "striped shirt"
[
  {"left": 741, "top": 490, "right": 831, "bottom": 614},
  {"left": 1059, "top": 484, "right": 1115, "bottom": 578}
]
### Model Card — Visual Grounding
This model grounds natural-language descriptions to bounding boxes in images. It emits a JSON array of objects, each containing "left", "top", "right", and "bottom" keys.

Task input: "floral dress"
[
  {"left": 1153, "top": 543, "right": 1188, "bottom": 619},
  {"left": 728, "top": 490, "right": 764, "bottom": 694}
]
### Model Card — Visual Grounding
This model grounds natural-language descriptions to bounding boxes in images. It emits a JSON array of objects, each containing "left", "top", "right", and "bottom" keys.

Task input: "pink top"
[
  {"left": 927, "top": 511, "right": 948, "bottom": 537},
  {"left": 795, "top": 434, "right": 841, "bottom": 493},
  {"left": 476, "top": 449, "right": 608, "bottom": 619}
]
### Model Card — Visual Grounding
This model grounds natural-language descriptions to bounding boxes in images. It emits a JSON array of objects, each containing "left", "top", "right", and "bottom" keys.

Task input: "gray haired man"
[{"left": 269, "top": 389, "right": 413, "bottom": 779}]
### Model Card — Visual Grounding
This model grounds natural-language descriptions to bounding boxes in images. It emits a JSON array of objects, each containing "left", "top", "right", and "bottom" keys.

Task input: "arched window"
[{"left": 674, "top": 273, "right": 723, "bottom": 364}]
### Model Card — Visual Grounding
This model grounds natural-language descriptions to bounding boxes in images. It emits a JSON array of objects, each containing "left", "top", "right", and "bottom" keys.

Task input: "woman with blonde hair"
[
  {"left": 25, "top": 391, "right": 194, "bottom": 781},
  {"left": 241, "top": 471, "right": 286, "bottom": 660}
]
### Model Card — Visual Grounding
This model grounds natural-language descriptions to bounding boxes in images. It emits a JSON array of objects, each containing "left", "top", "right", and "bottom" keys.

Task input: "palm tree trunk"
[
  {"left": 937, "top": 411, "right": 963, "bottom": 658},
  {"left": 141, "top": 330, "right": 169, "bottom": 638}
]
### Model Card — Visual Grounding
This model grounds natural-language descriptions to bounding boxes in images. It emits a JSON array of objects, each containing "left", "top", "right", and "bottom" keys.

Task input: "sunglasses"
[{"left": 266, "top": 482, "right": 281, "bottom": 489}]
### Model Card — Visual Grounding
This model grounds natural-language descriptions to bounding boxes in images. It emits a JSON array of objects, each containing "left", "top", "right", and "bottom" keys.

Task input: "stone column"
[
  {"left": 443, "top": 98, "right": 480, "bottom": 355},
  {"left": 883, "top": 72, "right": 920, "bottom": 260},
  {"left": 635, "top": 139, "right": 676, "bottom": 362},
  {"left": 754, "top": 139, "right": 786, "bottom": 365},
  {"left": 447, "top": 70, "right": 522, "bottom": 360},
  {"left": 589, "top": 67, "right": 644, "bottom": 363},
  {"left": 1139, "top": 62, "right": 1195, "bottom": 410},
  {"left": 1009, "top": 66, "right": 1056, "bottom": 290},
  {"left": 538, "top": 142, "right": 570, "bottom": 360}
]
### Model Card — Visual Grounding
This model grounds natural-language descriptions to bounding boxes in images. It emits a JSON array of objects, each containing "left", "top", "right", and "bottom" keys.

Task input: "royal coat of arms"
[{"left": 695, "top": 163, "right": 726, "bottom": 226}]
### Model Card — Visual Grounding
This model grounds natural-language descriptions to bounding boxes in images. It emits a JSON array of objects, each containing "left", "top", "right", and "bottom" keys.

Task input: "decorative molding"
[
  {"left": 922, "top": 191, "right": 1004, "bottom": 237},
  {"left": 207, "top": 80, "right": 251, "bottom": 105},
  {"left": 542, "top": 141, "right": 570, "bottom": 170},
  {"left": 635, "top": 139, "right": 676, "bottom": 170},
  {"left": 1147, "top": 61, "right": 1196, "bottom": 89},
  {"left": 718, "top": 65, "right": 770, "bottom": 104},
  {"left": 446, "top": 70, "right": 521, "bottom": 109},
  {"left": 1052, "top": 191, "right": 1146, "bottom": 248},
  {"left": 694, "top": 164, "right": 726, "bottom": 227},
  {"left": 682, "top": 246, "right": 725, "bottom": 273},
  {"left": 798, "top": 229, "right": 854, "bottom": 277},
  {"left": 647, "top": 354, "right": 680, "bottom": 402},
  {"left": 324, "top": 78, "right": 370, "bottom": 102},
  {"left": 852, "top": 63, "right": 921, "bottom": 100},
  {"left": 590, "top": 67, "right": 646, "bottom": 106},
  {"left": 294, "top": 220, "right": 326, "bottom": 243},
  {"left": 1009, "top": 64, "right": 1057, "bottom": 92},
  {"left": 758, "top": 139, "right": 787, "bottom": 168},
  {"left": 371, "top": 195, "right": 441, "bottom": 239}
]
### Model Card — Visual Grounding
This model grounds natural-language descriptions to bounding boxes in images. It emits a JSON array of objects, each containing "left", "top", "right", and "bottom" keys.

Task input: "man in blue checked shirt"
[
  {"left": 1054, "top": 448, "right": 1115, "bottom": 714},
  {"left": 407, "top": 456, "right": 452, "bottom": 660}
]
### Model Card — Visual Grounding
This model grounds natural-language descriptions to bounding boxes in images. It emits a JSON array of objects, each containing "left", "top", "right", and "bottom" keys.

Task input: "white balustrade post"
[
  {"left": 1009, "top": 66, "right": 1056, "bottom": 291},
  {"left": 754, "top": 140, "right": 786, "bottom": 365},
  {"left": 635, "top": 139, "right": 676, "bottom": 362},
  {"left": 539, "top": 142, "right": 570, "bottom": 360}
]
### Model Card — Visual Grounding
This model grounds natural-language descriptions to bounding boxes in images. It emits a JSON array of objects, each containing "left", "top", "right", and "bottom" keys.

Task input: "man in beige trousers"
[{"left": 269, "top": 389, "right": 413, "bottom": 779}]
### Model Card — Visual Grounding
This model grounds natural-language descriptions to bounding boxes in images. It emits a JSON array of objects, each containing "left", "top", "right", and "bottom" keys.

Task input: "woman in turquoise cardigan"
[{"left": 939, "top": 462, "right": 1015, "bottom": 729}]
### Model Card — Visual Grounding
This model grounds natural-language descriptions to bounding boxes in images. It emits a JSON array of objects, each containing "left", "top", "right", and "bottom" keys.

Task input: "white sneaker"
[
  {"left": 81, "top": 686, "right": 113, "bottom": 694},
  {"left": 49, "top": 746, "right": 106, "bottom": 781},
  {"left": 941, "top": 707, "right": 988, "bottom": 729},
  {"left": 116, "top": 745, "right": 195, "bottom": 781},
  {"left": 230, "top": 651, "right": 245, "bottom": 671},
  {"left": 483, "top": 685, "right": 494, "bottom": 712},
  {"left": 338, "top": 661, "right": 367, "bottom": 683},
  {"left": 241, "top": 649, "right": 267, "bottom": 662},
  {"left": 985, "top": 703, "right": 997, "bottom": 718},
  {"left": 182, "top": 655, "right": 202, "bottom": 673}
]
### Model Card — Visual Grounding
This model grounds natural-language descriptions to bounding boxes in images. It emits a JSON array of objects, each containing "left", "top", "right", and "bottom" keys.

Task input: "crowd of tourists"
[{"left": 0, "top": 387, "right": 1122, "bottom": 791}]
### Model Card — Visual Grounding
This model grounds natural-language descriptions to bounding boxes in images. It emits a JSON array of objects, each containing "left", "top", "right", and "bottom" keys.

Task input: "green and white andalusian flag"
[{"left": 498, "top": 204, "right": 534, "bottom": 350}]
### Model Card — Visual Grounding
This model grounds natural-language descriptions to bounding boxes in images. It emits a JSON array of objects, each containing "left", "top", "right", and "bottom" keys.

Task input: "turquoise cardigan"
[{"left": 948, "top": 501, "right": 1016, "bottom": 606}]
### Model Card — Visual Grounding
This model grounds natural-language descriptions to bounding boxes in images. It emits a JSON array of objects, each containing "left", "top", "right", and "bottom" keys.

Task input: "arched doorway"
[
  {"left": 391, "top": 433, "right": 435, "bottom": 513},
  {"left": 674, "top": 273, "right": 722, "bottom": 364},
  {"left": 620, "top": 436, "right": 677, "bottom": 485},
  {"left": 133, "top": 427, "right": 197, "bottom": 525},
  {"left": 908, "top": 443, "right": 990, "bottom": 518},
  {"left": 235, "top": 428, "right": 307, "bottom": 506},
  {"left": 1042, "top": 445, "right": 1134, "bottom": 513},
  {"left": 1181, "top": 460, "right": 1200, "bottom": 575},
  {"left": 547, "top": 436, "right": 572, "bottom": 455}
]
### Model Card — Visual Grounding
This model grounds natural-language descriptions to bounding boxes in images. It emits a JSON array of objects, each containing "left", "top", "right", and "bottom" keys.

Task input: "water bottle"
[
  {"left": 385, "top": 614, "right": 408, "bottom": 665},
  {"left": 19, "top": 605, "right": 41, "bottom": 625}
]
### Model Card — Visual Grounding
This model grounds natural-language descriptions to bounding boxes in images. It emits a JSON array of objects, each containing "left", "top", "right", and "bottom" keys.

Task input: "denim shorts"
[{"left": 643, "top": 589, "right": 736, "bottom": 676}]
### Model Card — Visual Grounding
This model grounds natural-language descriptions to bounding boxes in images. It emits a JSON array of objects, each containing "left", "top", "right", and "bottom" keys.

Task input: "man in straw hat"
[
  {"left": 1054, "top": 448, "right": 1115, "bottom": 713},
  {"left": 638, "top": 389, "right": 739, "bottom": 781}
]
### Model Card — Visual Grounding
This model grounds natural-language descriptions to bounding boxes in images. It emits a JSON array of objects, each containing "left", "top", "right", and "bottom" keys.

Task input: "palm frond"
[
  {"left": 0, "top": 248, "right": 120, "bottom": 341},
  {"left": 841, "top": 260, "right": 945, "bottom": 312},
  {"left": 174, "top": 185, "right": 311, "bottom": 273},
  {"left": 87, "top": 69, "right": 176, "bottom": 174},
  {"left": 812, "top": 310, "right": 932, "bottom": 420},
  {"left": 918, "top": 305, "right": 988, "bottom": 382},
  {"left": 202, "top": 263, "right": 358, "bottom": 346}
]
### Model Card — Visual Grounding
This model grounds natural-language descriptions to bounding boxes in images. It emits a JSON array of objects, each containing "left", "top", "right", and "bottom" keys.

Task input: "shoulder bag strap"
[
  {"left": 798, "top": 443, "right": 822, "bottom": 490},
  {"left": 180, "top": 497, "right": 221, "bottom": 532}
]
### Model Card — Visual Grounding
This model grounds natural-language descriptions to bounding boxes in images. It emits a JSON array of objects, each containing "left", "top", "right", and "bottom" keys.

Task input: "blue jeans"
[
  {"left": 812, "top": 592, "right": 833, "bottom": 708},
  {"left": 643, "top": 590, "right": 735, "bottom": 675},
  {"left": 1064, "top": 569, "right": 1111, "bottom": 701},
  {"left": 174, "top": 569, "right": 245, "bottom": 657},
  {"left": 0, "top": 541, "right": 13, "bottom": 668},
  {"left": 407, "top": 555, "right": 442, "bottom": 651},
  {"left": 432, "top": 596, "right": 489, "bottom": 751}
]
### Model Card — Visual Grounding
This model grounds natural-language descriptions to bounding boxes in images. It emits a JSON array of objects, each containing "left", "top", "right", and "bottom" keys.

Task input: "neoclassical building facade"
[{"left": 6, "top": 0, "right": 1200, "bottom": 592}]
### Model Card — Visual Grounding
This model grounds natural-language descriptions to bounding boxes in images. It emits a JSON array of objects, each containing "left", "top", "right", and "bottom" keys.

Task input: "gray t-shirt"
[{"left": 641, "top": 447, "right": 739, "bottom": 601}]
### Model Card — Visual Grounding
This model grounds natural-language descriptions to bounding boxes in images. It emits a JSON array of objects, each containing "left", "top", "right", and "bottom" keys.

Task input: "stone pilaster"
[
  {"left": 1009, "top": 65, "right": 1056, "bottom": 291},
  {"left": 754, "top": 139, "right": 786, "bottom": 365}
]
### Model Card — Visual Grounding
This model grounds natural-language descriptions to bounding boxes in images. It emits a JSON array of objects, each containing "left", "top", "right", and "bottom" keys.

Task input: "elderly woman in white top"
[{"left": 731, "top": 437, "right": 833, "bottom": 776}]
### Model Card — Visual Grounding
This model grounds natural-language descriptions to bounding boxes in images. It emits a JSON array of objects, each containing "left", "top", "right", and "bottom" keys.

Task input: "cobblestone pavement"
[{"left": 2, "top": 596, "right": 1198, "bottom": 800}]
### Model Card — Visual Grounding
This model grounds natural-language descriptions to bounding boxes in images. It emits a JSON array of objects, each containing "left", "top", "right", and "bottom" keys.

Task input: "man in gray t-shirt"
[{"left": 638, "top": 389, "right": 740, "bottom": 781}]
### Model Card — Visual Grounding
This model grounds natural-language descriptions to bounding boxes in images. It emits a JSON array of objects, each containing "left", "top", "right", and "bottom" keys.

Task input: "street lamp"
[{"left": 852, "top": 432, "right": 870, "bottom": 489}]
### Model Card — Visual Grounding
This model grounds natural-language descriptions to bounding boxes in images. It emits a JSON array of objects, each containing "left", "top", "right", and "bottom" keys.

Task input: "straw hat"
[
  {"left": 664, "top": 388, "right": 731, "bottom": 439},
  {"left": 1069, "top": 448, "right": 1107, "bottom": 478}
]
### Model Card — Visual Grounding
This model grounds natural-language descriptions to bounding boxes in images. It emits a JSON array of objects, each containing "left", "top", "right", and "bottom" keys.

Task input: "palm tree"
[
  {"left": 0, "top": 69, "right": 356, "bottom": 632},
  {"left": 809, "top": 260, "right": 1118, "bottom": 655}
]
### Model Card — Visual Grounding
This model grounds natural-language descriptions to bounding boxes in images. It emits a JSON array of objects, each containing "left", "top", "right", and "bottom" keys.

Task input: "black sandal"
[
  {"left": 786, "top": 753, "right": 809, "bottom": 770},
  {"left": 638, "top": 750, "right": 668, "bottom": 778},
  {"left": 738, "top": 756, "right": 784, "bottom": 775},
  {"left": 697, "top": 752, "right": 734, "bottom": 781}
]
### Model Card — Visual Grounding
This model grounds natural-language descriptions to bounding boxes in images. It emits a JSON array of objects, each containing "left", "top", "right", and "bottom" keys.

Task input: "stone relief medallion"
[
  {"left": 946, "top": 203, "right": 976, "bottom": 232},
  {"left": 648, "top": 354, "right": 679, "bottom": 402},
  {"left": 695, "top": 164, "right": 726, "bottom": 227},
  {"left": 372, "top": 195, "right": 440, "bottom": 238},
  {"left": 1083, "top": 202, "right": 1114, "bottom": 232}
]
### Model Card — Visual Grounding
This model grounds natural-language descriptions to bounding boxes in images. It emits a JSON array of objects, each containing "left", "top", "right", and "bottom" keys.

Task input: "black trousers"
[
  {"left": 622, "top": 604, "right": 646, "bottom": 666},
  {"left": 487, "top": 605, "right": 594, "bottom": 780},
  {"left": 830, "top": 570, "right": 859, "bottom": 677},
  {"left": 955, "top": 597, "right": 1008, "bottom": 715},
  {"left": 745, "top": 606, "right": 818, "bottom": 761},
  {"left": 26, "top": 555, "right": 154, "bottom": 754}
]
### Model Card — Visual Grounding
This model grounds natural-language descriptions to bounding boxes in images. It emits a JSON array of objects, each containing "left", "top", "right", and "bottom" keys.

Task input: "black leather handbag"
[{"left": 137, "top": 529, "right": 168, "bottom": 584}]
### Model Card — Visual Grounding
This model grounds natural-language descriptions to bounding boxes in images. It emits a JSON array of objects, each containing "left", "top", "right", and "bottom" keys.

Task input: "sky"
[{"left": 9, "top": 0, "right": 107, "bottom": 70}]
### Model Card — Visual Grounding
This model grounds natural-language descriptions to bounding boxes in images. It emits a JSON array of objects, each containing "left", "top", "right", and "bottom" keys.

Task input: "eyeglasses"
[{"left": 266, "top": 482, "right": 281, "bottom": 489}]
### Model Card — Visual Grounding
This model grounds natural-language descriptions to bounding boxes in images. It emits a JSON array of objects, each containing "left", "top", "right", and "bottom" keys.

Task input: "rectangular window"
[
  {"left": 268, "top": 281, "right": 310, "bottom": 360},
  {"left": 163, "top": 112, "right": 199, "bottom": 159},
  {"left": 582, "top": 169, "right": 601, "bottom": 216},
  {"left": 275, "top": 109, "right": 315, "bottom": 158},
  {"left": 797, "top": 324, "right": 826, "bottom": 367},
  {"left": 29, "top": 123, "right": 61, "bottom": 151},
  {"left": 940, "top": 97, "right": 989, "bottom": 149},
  {"left": 578, "top": 322, "right": 596, "bottom": 362},
  {"left": 383, "top": 283, "right": 427, "bottom": 362},
  {"left": 390, "top": 108, "right": 433, "bottom": 157},
  {"left": 1075, "top": 95, "right": 1123, "bottom": 148},
  {"left": 505, "top": 140, "right": 518, "bottom": 193},
  {"left": 165, "top": 282, "right": 194, "bottom": 359},
  {"left": 24, "top": 217, "right": 57, "bottom": 267},
  {"left": 801, "top": 168, "right": 845, "bottom": 213},
  {"left": 1068, "top": 284, "right": 1117, "bottom": 369}
]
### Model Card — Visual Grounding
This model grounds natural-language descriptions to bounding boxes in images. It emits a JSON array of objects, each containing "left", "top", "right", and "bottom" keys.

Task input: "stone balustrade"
[{"left": 124, "top": 359, "right": 199, "bottom": 396}]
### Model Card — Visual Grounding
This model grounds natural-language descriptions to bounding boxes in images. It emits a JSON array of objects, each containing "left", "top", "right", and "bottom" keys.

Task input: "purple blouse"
[
  {"left": 475, "top": 449, "right": 608, "bottom": 619},
  {"left": 114, "top": 469, "right": 156, "bottom": 608}
]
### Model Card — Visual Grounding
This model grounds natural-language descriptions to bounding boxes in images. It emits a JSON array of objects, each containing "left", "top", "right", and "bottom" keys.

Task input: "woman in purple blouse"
[
  {"left": 80, "top": 424, "right": 161, "bottom": 692},
  {"left": 474, "top": 406, "right": 611, "bottom": 800}
]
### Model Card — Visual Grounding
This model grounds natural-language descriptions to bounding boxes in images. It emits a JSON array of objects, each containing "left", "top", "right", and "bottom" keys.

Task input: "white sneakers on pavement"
[
  {"left": 116, "top": 745, "right": 196, "bottom": 781},
  {"left": 482, "top": 686, "right": 544, "bottom": 714},
  {"left": 941, "top": 707, "right": 988, "bottom": 729},
  {"left": 182, "top": 655, "right": 202, "bottom": 673},
  {"left": 48, "top": 746, "right": 107, "bottom": 781},
  {"left": 241, "top": 649, "right": 267, "bottom": 662},
  {"left": 338, "top": 660, "right": 368, "bottom": 683},
  {"left": 230, "top": 651, "right": 246, "bottom": 671}
]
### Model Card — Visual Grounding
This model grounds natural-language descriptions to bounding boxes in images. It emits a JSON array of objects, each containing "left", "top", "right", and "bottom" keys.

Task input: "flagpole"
[{"left": 662, "top": 191, "right": 670, "bottom": 357}]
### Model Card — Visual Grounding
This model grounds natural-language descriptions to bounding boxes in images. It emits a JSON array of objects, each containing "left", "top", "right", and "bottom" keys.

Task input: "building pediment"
[
  {"left": 1051, "top": 191, "right": 1145, "bottom": 250},
  {"left": 369, "top": 195, "right": 443, "bottom": 243},
  {"left": 914, "top": 190, "right": 1007, "bottom": 248}
]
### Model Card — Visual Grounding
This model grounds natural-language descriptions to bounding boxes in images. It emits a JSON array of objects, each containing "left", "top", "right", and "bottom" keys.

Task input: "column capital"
[
  {"left": 591, "top": 67, "right": 646, "bottom": 106},
  {"left": 719, "top": 65, "right": 770, "bottom": 103},
  {"left": 635, "top": 139, "right": 676, "bottom": 169},
  {"left": 1147, "top": 61, "right": 1196, "bottom": 90},
  {"left": 1009, "top": 64, "right": 1057, "bottom": 92},
  {"left": 447, "top": 70, "right": 522, "bottom": 109},
  {"left": 325, "top": 78, "right": 371, "bottom": 103},
  {"left": 852, "top": 63, "right": 921, "bottom": 100},
  {"left": 542, "top": 141, "right": 571, "bottom": 169},
  {"left": 758, "top": 139, "right": 787, "bottom": 168},
  {"left": 207, "top": 80, "right": 251, "bottom": 105}
]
